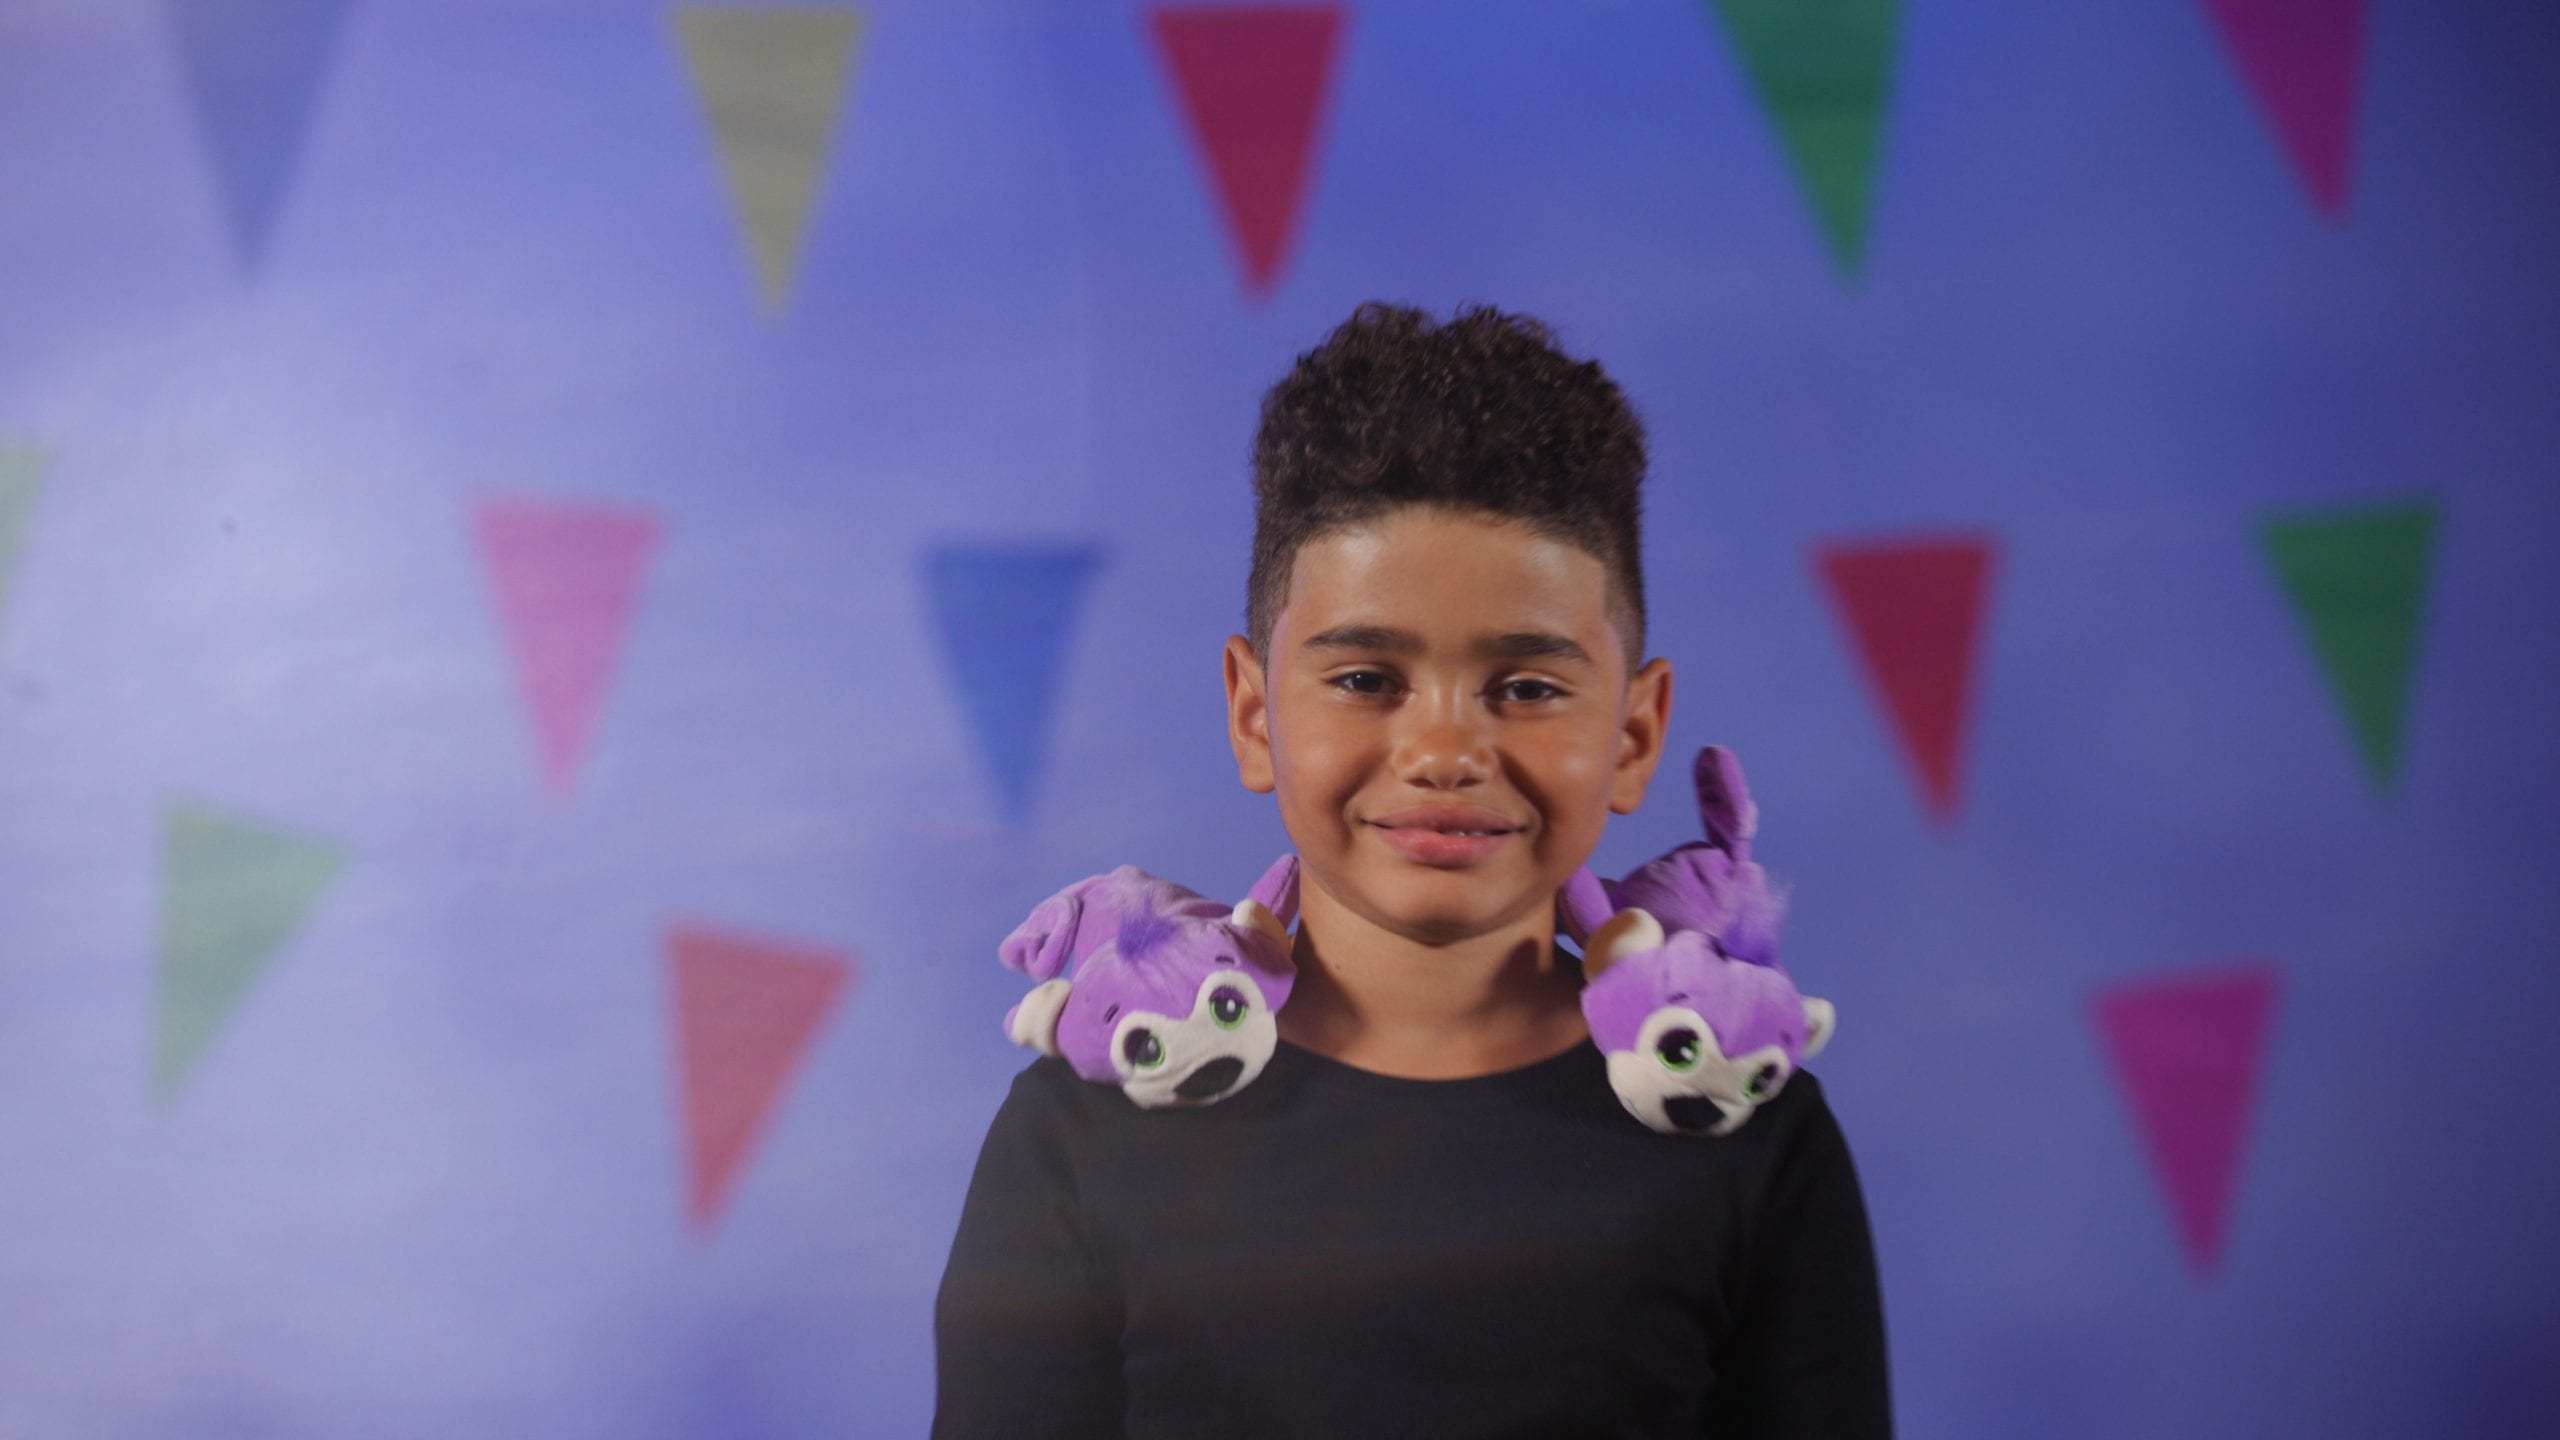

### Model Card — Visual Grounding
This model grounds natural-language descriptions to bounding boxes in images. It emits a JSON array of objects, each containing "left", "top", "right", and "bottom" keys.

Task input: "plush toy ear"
[
  {"left": 1004, "top": 978, "right": 1073, "bottom": 1056},
  {"left": 1798, "top": 995, "right": 1836, "bottom": 1060},
  {"left": 999, "top": 890, "right": 1086, "bottom": 982},
  {"left": 1693, "top": 746, "right": 1758, "bottom": 860},
  {"left": 1247, "top": 854, "right": 1300, "bottom": 923},
  {"left": 1581, "top": 908, "right": 1666, "bottom": 981},
  {"left": 1230, "top": 853, "right": 1299, "bottom": 952}
]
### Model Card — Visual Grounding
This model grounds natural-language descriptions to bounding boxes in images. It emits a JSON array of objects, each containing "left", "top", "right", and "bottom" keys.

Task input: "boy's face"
[{"left": 1222, "top": 507, "right": 1671, "bottom": 948}]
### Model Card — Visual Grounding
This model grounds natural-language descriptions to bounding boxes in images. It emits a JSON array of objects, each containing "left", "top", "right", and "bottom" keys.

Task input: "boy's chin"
[{"left": 1358, "top": 874, "right": 1553, "bottom": 948}]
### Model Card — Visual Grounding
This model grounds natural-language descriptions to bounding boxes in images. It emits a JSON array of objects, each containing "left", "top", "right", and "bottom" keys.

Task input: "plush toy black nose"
[
  {"left": 1665, "top": 1096, "right": 1727, "bottom": 1132},
  {"left": 1175, "top": 1056, "right": 1245, "bottom": 1100}
]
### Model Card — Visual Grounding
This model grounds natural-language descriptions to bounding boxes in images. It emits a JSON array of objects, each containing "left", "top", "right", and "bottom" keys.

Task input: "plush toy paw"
[
  {"left": 998, "top": 855, "right": 1300, "bottom": 1108},
  {"left": 1560, "top": 747, "right": 1835, "bottom": 1136}
]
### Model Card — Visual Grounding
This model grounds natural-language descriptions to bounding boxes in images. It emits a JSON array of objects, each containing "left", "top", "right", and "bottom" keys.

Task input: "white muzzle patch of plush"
[
  {"left": 1112, "top": 971, "right": 1281, "bottom": 1109},
  {"left": 1605, "top": 1006, "right": 1796, "bottom": 1137}
]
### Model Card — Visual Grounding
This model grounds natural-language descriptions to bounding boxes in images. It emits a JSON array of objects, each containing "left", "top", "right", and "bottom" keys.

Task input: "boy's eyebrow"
[
  {"left": 1476, "top": 631, "right": 1596, "bottom": 667},
  {"left": 1302, "top": 624, "right": 1595, "bottom": 667},
  {"left": 1303, "top": 624, "right": 1422, "bottom": 655}
]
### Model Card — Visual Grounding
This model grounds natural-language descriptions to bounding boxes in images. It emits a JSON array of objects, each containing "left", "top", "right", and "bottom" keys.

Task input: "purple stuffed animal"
[
  {"left": 1560, "top": 747, "right": 1835, "bottom": 1136},
  {"left": 1000, "top": 856, "right": 1300, "bottom": 1108}
]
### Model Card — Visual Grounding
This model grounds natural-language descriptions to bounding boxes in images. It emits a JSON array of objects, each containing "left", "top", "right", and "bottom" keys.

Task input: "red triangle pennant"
[
  {"left": 472, "top": 498, "right": 660, "bottom": 798},
  {"left": 2197, "top": 0, "right": 2366, "bottom": 217},
  {"left": 1814, "top": 535, "right": 1995, "bottom": 824},
  {"left": 671, "top": 924, "right": 854, "bottom": 1234},
  {"left": 1149, "top": 4, "right": 1346, "bottom": 298},
  {"left": 2092, "top": 962, "right": 2281, "bottom": 1278}
]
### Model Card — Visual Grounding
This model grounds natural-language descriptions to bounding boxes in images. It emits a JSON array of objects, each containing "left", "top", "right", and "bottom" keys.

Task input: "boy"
[{"left": 934, "top": 304, "right": 1890, "bottom": 1438}]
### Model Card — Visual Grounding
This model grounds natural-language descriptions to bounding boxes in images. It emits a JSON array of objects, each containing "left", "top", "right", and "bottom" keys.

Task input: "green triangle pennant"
[
  {"left": 0, "top": 443, "right": 44, "bottom": 639},
  {"left": 673, "top": 7, "right": 866, "bottom": 316},
  {"left": 1705, "top": 0, "right": 1899, "bottom": 279},
  {"left": 156, "top": 801, "right": 344, "bottom": 1103},
  {"left": 2258, "top": 498, "right": 2438, "bottom": 792}
]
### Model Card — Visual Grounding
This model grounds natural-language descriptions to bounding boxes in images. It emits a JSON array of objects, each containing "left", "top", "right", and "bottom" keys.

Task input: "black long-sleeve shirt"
[{"left": 933, "top": 1037, "right": 1890, "bottom": 1439}]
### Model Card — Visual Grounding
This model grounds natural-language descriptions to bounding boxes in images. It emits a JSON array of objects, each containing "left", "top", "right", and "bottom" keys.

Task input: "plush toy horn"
[
  {"left": 1556, "top": 866, "right": 1665, "bottom": 981},
  {"left": 1229, "top": 854, "right": 1300, "bottom": 952}
]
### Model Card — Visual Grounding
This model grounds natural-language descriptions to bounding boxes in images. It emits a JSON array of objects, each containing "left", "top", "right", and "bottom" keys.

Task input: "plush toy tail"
[{"left": 1694, "top": 746, "right": 1757, "bottom": 861}]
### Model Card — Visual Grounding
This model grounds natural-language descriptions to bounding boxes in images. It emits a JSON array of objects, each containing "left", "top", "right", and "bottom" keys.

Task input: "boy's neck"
[{"left": 1276, "top": 878, "right": 1589, "bottom": 1080}]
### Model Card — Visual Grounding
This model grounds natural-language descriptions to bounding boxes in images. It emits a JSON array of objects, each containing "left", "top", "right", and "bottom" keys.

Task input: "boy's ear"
[
  {"left": 1608, "top": 657, "right": 1673, "bottom": 815},
  {"left": 1222, "top": 634, "right": 1276, "bottom": 794}
]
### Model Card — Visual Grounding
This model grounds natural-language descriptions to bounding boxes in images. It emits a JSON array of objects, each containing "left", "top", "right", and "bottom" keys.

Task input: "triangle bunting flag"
[
  {"left": 162, "top": 0, "right": 356, "bottom": 271},
  {"left": 2258, "top": 497, "right": 2436, "bottom": 792},
  {"left": 0, "top": 444, "right": 44, "bottom": 641},
  {"left": 1814, "top": 535, "right": 1995, "bottom": 824},
  {"left": 2197, "top": 0, "right": 2366, "bottom": 218},
  {"left": 671, "top": 924, "right": 854, "bottom": 1233},
  {"left": 924, "top": 543, "right": 1103, "bottom": 821},
  {"left": 2091, "top": 961, "right": 2281, "bottom": 1278},
  {"left": 673, "top": 6, "right": 868, "bottom": 315},
  {"left": 1149, "top": 5, "right": 1347, "bottom": 299},
  {"left": 156, "top": 801, "right": 344, "bottom": 1103},
  {"left": 1705, "top": 0, "right": 1900, "bottom": 279},
  {"left": 472, "top": 497, "right": 661, "bottom": 798}
]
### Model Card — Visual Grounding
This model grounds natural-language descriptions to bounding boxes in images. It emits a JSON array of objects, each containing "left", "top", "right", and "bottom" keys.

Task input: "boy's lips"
[{"left": 1363, "top": 804, "right": 1524, "bottom": 868}]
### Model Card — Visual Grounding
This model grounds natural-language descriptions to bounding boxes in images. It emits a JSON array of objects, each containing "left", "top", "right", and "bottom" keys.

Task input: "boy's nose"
[{"left": 1390, "top": 710, "right": 1492, "bottom": 789}]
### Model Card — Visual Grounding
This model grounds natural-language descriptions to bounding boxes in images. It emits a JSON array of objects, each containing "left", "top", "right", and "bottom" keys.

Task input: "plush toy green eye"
[
  {"left": 1743, "top": 1063, "right": 1784, "bottom": 1102},
  {"left": 1208, "top": 989, "right": 1247, "bottom": 1029},
  {"left": 1656, "top": 1028, "right": 1702, "bottom": 1072},
  {"left": 1123, "top": 1029, "right": 1165, "bottom": 1070}
]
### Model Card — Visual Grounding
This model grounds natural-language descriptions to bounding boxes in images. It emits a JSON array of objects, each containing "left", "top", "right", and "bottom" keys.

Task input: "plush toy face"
[
  {"left": 1581, "top": 918, "right": 1833, "bottom": 1136},
  {"left": 1001, "top": 858, "right": 1300, "bottom": 1108},
  {"left": 1082, "top": 965, "right": 1284, "bottom": 1107}
]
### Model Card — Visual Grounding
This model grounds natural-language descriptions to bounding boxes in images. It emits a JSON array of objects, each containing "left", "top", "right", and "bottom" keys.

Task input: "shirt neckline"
[{"left": 1272, "top": 1034, "right": 1599, "bottom": 1096}]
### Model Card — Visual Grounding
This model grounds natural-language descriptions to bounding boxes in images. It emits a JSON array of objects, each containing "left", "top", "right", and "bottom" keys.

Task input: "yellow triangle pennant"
[{"left": 673, "top": 7, "right": 866, "bottom": 315}]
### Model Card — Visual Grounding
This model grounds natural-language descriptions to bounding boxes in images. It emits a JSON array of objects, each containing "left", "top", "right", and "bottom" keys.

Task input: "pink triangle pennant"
[
  {"left": 472, "top": 498, "right": 660, "bottom": 797},
  {"left": 1813, "top": 535, "right": 1996, "bottom": 824},
  {"left": 2198, "top": 0, "right": 2366, "bottom": 217},
  {"left": 671, "top": 923, "right": 855, "bottom": 1234},
  {"left": 1149, "top": 4, "right": 1346, "bottom": 298},
  {"left": 2091, "top": 961, "right": 2281, "bottom": 1278}
]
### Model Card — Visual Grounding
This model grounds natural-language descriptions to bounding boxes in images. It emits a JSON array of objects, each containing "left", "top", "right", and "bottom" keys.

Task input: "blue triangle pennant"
[
  {"left": 924, "top": 544, "right": 1103, "bottom": 821},
  {"left": 163, "top": 0, "right": 356, "bottom": 271}
]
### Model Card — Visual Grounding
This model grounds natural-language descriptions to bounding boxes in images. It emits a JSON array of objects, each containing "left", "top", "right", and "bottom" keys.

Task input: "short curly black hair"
[{"left": 1245, "top": 302, "right": 1648, "bottom": 664}]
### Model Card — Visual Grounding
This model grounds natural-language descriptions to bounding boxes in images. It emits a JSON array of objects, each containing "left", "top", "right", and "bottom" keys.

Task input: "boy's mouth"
[{"left": 1364, "top": 805, "right": 1523, "bottom": 867}]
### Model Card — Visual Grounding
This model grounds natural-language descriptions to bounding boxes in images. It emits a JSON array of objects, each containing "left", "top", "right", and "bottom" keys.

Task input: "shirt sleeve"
[
  {"left": 932, "top": 1063, "right": 1128, "bottom": 1440},
  {"left": 1696, "top": 1075, "right": 1894, "bottom": 1440}
]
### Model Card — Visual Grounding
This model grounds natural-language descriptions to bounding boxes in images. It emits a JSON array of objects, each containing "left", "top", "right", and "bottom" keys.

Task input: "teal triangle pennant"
[
  {"left": 1705, "top": 0, "right": 1899, "bottom": 279},
  {"left": 0, "top": 444, "right": 43, "bottom": 640},
  {"left": 156, "top": 801, "right": 344, "bottom": 1103},
  {"left": 2258, "top": 498, "right": 2438, "bottom": 793}
]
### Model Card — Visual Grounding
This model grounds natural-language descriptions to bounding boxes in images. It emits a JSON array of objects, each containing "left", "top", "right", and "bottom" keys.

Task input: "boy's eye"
[
  {"left": 1330, "top": 670, "right": 1394, "bottom": 696},
  {"left": 1494, "top": 678, "right": 1565, "bottom": 703}
]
